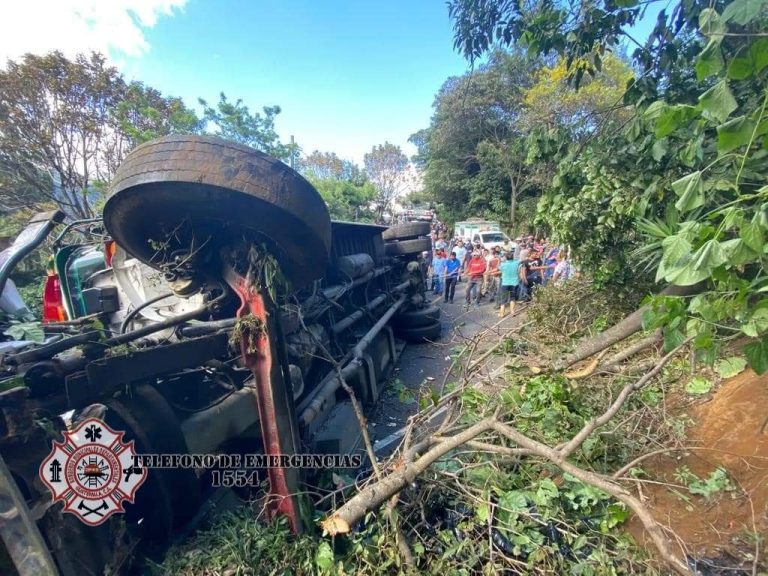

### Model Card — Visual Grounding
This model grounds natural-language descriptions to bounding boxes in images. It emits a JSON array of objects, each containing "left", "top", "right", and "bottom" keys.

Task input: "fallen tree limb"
[
  {"left": 559, "top": 343, "right": 684, "bottom": 458},
  {"left": 600, "top": 330, "right": 662, "bottom": 369},
  {"left": 554, "top": 284, "right": 701, "bottom": 372},
  {"left": 490, "top": 421, "right": 690, "bottom": 575},
  {"left": 322, "top": 341, "right": 692, "bottom": 573},
  {"left": 320, "top": 418, "right": 497, "bottom": 535}
]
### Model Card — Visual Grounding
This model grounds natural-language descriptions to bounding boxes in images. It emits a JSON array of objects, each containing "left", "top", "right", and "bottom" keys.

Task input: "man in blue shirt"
[
  {"left": 498, "top": 252, "right": 524, "bottom": 317},
  {"left": 431, "top": 250, "right": 447, "bottom": 294},
  {"left": 443, "top": 252, "right": 461, "bottom": 303}
]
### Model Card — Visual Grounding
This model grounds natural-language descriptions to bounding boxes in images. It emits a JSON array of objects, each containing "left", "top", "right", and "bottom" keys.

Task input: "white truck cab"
[{"left": 454, "top": 220, "right": 513, "bottom": 251}]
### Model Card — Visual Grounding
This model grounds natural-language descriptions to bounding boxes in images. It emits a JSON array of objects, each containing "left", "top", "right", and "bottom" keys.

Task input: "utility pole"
[{"left": 290, "top": 135, "right": 295, "bottom": 169}]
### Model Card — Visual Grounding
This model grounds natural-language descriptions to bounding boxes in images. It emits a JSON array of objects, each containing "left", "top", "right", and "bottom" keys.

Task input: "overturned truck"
[{"left": 0, "top": 135, "right": 441, "bottom": 575}]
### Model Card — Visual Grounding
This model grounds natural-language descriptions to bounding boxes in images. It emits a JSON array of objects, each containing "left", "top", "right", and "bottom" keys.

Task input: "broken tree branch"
[
  {"left": 559, "top": 343, "right": 685, "bottom": 458},
  {"left": 321, "top": 418, "right": 497, "bottom": 535},
  {"left": 489, "top": 421, "right": 690, "bottom": 575}
]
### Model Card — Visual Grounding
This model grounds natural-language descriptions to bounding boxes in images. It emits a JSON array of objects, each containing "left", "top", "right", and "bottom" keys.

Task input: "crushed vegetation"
[
  {"left": 228, "top": 313, "right": 266, "bottom": 354},
  {"left": 159, "top": 280, "right": 767, "bottom": 576}
]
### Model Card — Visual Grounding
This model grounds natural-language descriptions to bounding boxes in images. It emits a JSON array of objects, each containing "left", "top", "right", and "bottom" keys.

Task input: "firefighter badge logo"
[{"left": 39, "top": 417, "right": 146, "bottom": 526}]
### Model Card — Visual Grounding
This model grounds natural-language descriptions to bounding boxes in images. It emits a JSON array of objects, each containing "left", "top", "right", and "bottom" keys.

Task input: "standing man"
[
  {"left": 498, "top": 251, "right": 524, "bottom": 317},
  {"left": 444, "top": 251, "right": 461, "bottom": 303},
  {"left": 435, "top": 233, "right": 448, "bottom": 254},
  {"left": 431, "top": 249, "right": 447, "bottom": 295},
  {"left": 464, "top": 250, "right": 487, "bottom": 309},
  {"left": 453, "top": 240, "right": 467, "bottom": 282},
  {"left": 485, "top": 247, "right": 501, "bottom": 302}
]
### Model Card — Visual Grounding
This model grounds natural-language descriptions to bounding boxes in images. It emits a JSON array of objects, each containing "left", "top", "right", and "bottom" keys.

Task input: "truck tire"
[
  {"left": 104, "top": 135, "right": 332, "bottom": 289},
  {"left": 394, "top": 320, "right": 441, "bottom": 342},
  {"left": 393, "top": 304, "right": 440, "bottom": 328},
  {"left": 382, "top": 222, "right": 431, "bottom": 241},
  {"left": 384, "top": 237, "right": 432, "bottom": 257}
]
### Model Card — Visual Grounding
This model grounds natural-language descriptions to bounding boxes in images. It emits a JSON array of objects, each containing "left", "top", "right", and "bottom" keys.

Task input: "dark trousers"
[
  {"left": 444, "top": 277, "right": 457, "bottom": 302},
  {"left": 465, "top": 278, "right": 482, "bottom": 304}
]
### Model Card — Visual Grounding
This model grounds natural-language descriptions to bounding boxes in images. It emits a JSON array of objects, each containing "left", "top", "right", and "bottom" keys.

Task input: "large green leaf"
[
  {"left": 686, "top": 376, "right": 713, "bottom": 394},
  {"left": 726, "top": 38, "right": 768, "bottom": 80},
  {"left": 744, "top": 337, "right": 768, "bottom": 374},
  {"left": 699, "top": 8, "right": 726, "bottom": 36},
  {"left": 652, "top": 138, "right": 668, "bottom": 161},
  {"left": 715, "top": 356, "right": 748, "bottom": 378},
  {"left": 656, "top": 234, "right": 693, "bottom": 282},
  {"left": 672, "top": 171, "right": 704, "bottom": 212},
  {"left": 717, "top": 116, "right": 756, "bottom": 154},
  {"left": 741, "top": 219, "right": 765, "bottom": 252},
  {"left": 656, "top": 105, "right": 699, "bottom": 138},
  {"left": 697, "top": 40, "right": 724, "bottom": 80},
  {"left": 741, "top": 306, "right": 768, "bottom": 337},
  {"left": 721, "top": 238, "right": 760, "bottom": 265},
  {"left": 752, "top": 38, "right": 768, "bottom": 73},
  {"left": 691, "top": 239, "right": 728, "bottom": 271},
  {"left": 721, "top": 0, "right": 768, "bottom": 25},
  {"left": 699, "top": 80, "right": 738, "bottom": 123}
]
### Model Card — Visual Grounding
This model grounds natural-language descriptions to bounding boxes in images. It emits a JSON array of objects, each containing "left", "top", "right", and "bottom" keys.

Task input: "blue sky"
[
  {"left": 1, "top": 0, "right": 664, "bottom": 167},
  {"left": 119, "top": 0, "right": 470, "bottom": 165}
]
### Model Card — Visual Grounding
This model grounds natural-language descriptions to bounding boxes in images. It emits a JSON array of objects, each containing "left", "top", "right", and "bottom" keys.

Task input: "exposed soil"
[{"left": 626, "top": 369, "right": 768, "bottom": 572}]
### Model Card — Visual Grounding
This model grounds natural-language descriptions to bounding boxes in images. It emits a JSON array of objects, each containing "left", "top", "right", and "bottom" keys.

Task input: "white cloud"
[{"left": 0, "top": 0, "right": 186, "bottom": 66}]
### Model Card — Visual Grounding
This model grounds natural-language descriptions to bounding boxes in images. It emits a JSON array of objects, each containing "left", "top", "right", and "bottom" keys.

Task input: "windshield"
[{"left": 481, "top": 232, "right": 507, "bottom": 243}]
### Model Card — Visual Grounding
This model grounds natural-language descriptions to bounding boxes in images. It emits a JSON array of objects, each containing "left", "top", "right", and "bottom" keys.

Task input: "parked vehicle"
[
  {"left": 454, "top": 219, "right": 513, "bottom": 251},
  {"left": 400, "top": 207, "right": 434, "bottom": 222},
  {"left": 0, "top": 135, "right": 441, "bottom": 576}
]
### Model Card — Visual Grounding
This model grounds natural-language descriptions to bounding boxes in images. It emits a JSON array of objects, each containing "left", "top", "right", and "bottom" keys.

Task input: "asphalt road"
[{"left": 370, "top": 286, "right": 524, "bottom": 455}]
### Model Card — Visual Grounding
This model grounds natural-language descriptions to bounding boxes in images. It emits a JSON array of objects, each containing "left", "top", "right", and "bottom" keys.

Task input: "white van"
[{"left": 454, "top": 220, "right": 513, "bottom": 251}]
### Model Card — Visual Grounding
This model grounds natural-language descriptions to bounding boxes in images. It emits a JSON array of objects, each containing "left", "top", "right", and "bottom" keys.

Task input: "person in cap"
[{"left": 464, "top": 250, "right": 487, "bottom": 309}]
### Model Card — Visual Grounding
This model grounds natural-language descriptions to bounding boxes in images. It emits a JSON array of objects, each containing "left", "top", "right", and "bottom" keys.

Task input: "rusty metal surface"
[{"left": 224, "top": 268, "right": 303, "bottom": 533}]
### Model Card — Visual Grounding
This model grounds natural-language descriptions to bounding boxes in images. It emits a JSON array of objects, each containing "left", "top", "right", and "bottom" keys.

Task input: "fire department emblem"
[{"left": 39, "top": 418, "right": 146, "bottom": 526}]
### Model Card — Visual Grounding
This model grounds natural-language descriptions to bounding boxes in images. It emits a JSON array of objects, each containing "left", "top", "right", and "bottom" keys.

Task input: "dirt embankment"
[{"left": 627, "top": 369, "right": 768, "bottom": 567}]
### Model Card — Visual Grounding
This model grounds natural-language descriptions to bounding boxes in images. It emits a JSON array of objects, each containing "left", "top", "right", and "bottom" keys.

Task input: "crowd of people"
[{"left": 421, "top": 222, "right": 577, "bottom": 317}]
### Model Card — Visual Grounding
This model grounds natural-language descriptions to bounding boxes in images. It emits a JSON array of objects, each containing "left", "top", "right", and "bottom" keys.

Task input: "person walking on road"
[
  {"left": 498, "top": 251, "right": 524, "bottom": 317},
  {"left": 464, "top": 250, "right": 487, "bottom": 309},
  {"left": 444, "top": 251, "right": 461, "bottom": 303}
]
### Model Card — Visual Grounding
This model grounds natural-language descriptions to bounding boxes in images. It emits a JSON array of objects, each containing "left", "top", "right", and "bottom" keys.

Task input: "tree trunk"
[{"left": 553, "top": 283, "right": 703, "bottom": 371}]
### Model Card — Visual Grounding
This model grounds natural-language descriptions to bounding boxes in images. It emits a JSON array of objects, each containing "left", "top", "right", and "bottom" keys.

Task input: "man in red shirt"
[{"left": 464, "top": 250, "right": 487, "bottom": 309}]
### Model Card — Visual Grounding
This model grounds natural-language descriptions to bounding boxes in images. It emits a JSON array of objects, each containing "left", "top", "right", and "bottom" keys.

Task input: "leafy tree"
[
  {"left": 309, "top": 178, "right": 376, "bottom": 222},
  {"left": 448, "top": 0, "right": 768, "bottom": 373},
  {"left": 413, "top": 50, "right": 544, "bottom": 227},
  {"left": 300, "top": 151, "right": 366, "bottom": 185},
  {"left": 0, "top": 51, "right": 203, "bottom": 218},
  {"left": 0, "top": 51, "right": 124, "bottom": 218},
  {"left": 114, "top": 81, "right": 201, "bottom": 147},
  {"left": 198, "top": 92, "right": 296, "bottom": 162},
  {"left": 363, "top": 142, "right": 412, "bottom": 223}
]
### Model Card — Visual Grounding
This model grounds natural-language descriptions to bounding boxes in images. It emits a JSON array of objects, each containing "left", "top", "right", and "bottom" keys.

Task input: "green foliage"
[
  {"left": 115, "top": 81, "right": 201, "bottom": 145},
  {"left": 309, "top": 177, "right": 376, "bottom": 222},
  {"left": 199, "top": 92, "right": 296, "bottom": 161},
  {"left": 2, "top": 320, "right": 44, "bottom": 342},
  {"left": 673, "top": 466, "right": 736, "bottom": 501},
  {"left": 449, "top": 0, "right": 768, "bottom": 373},
  {"left": 685, "top": 376, "right": 714, "bottom": 394},
  {"left": 714, "top": 356, "right": 747, "bottom": 377}
]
